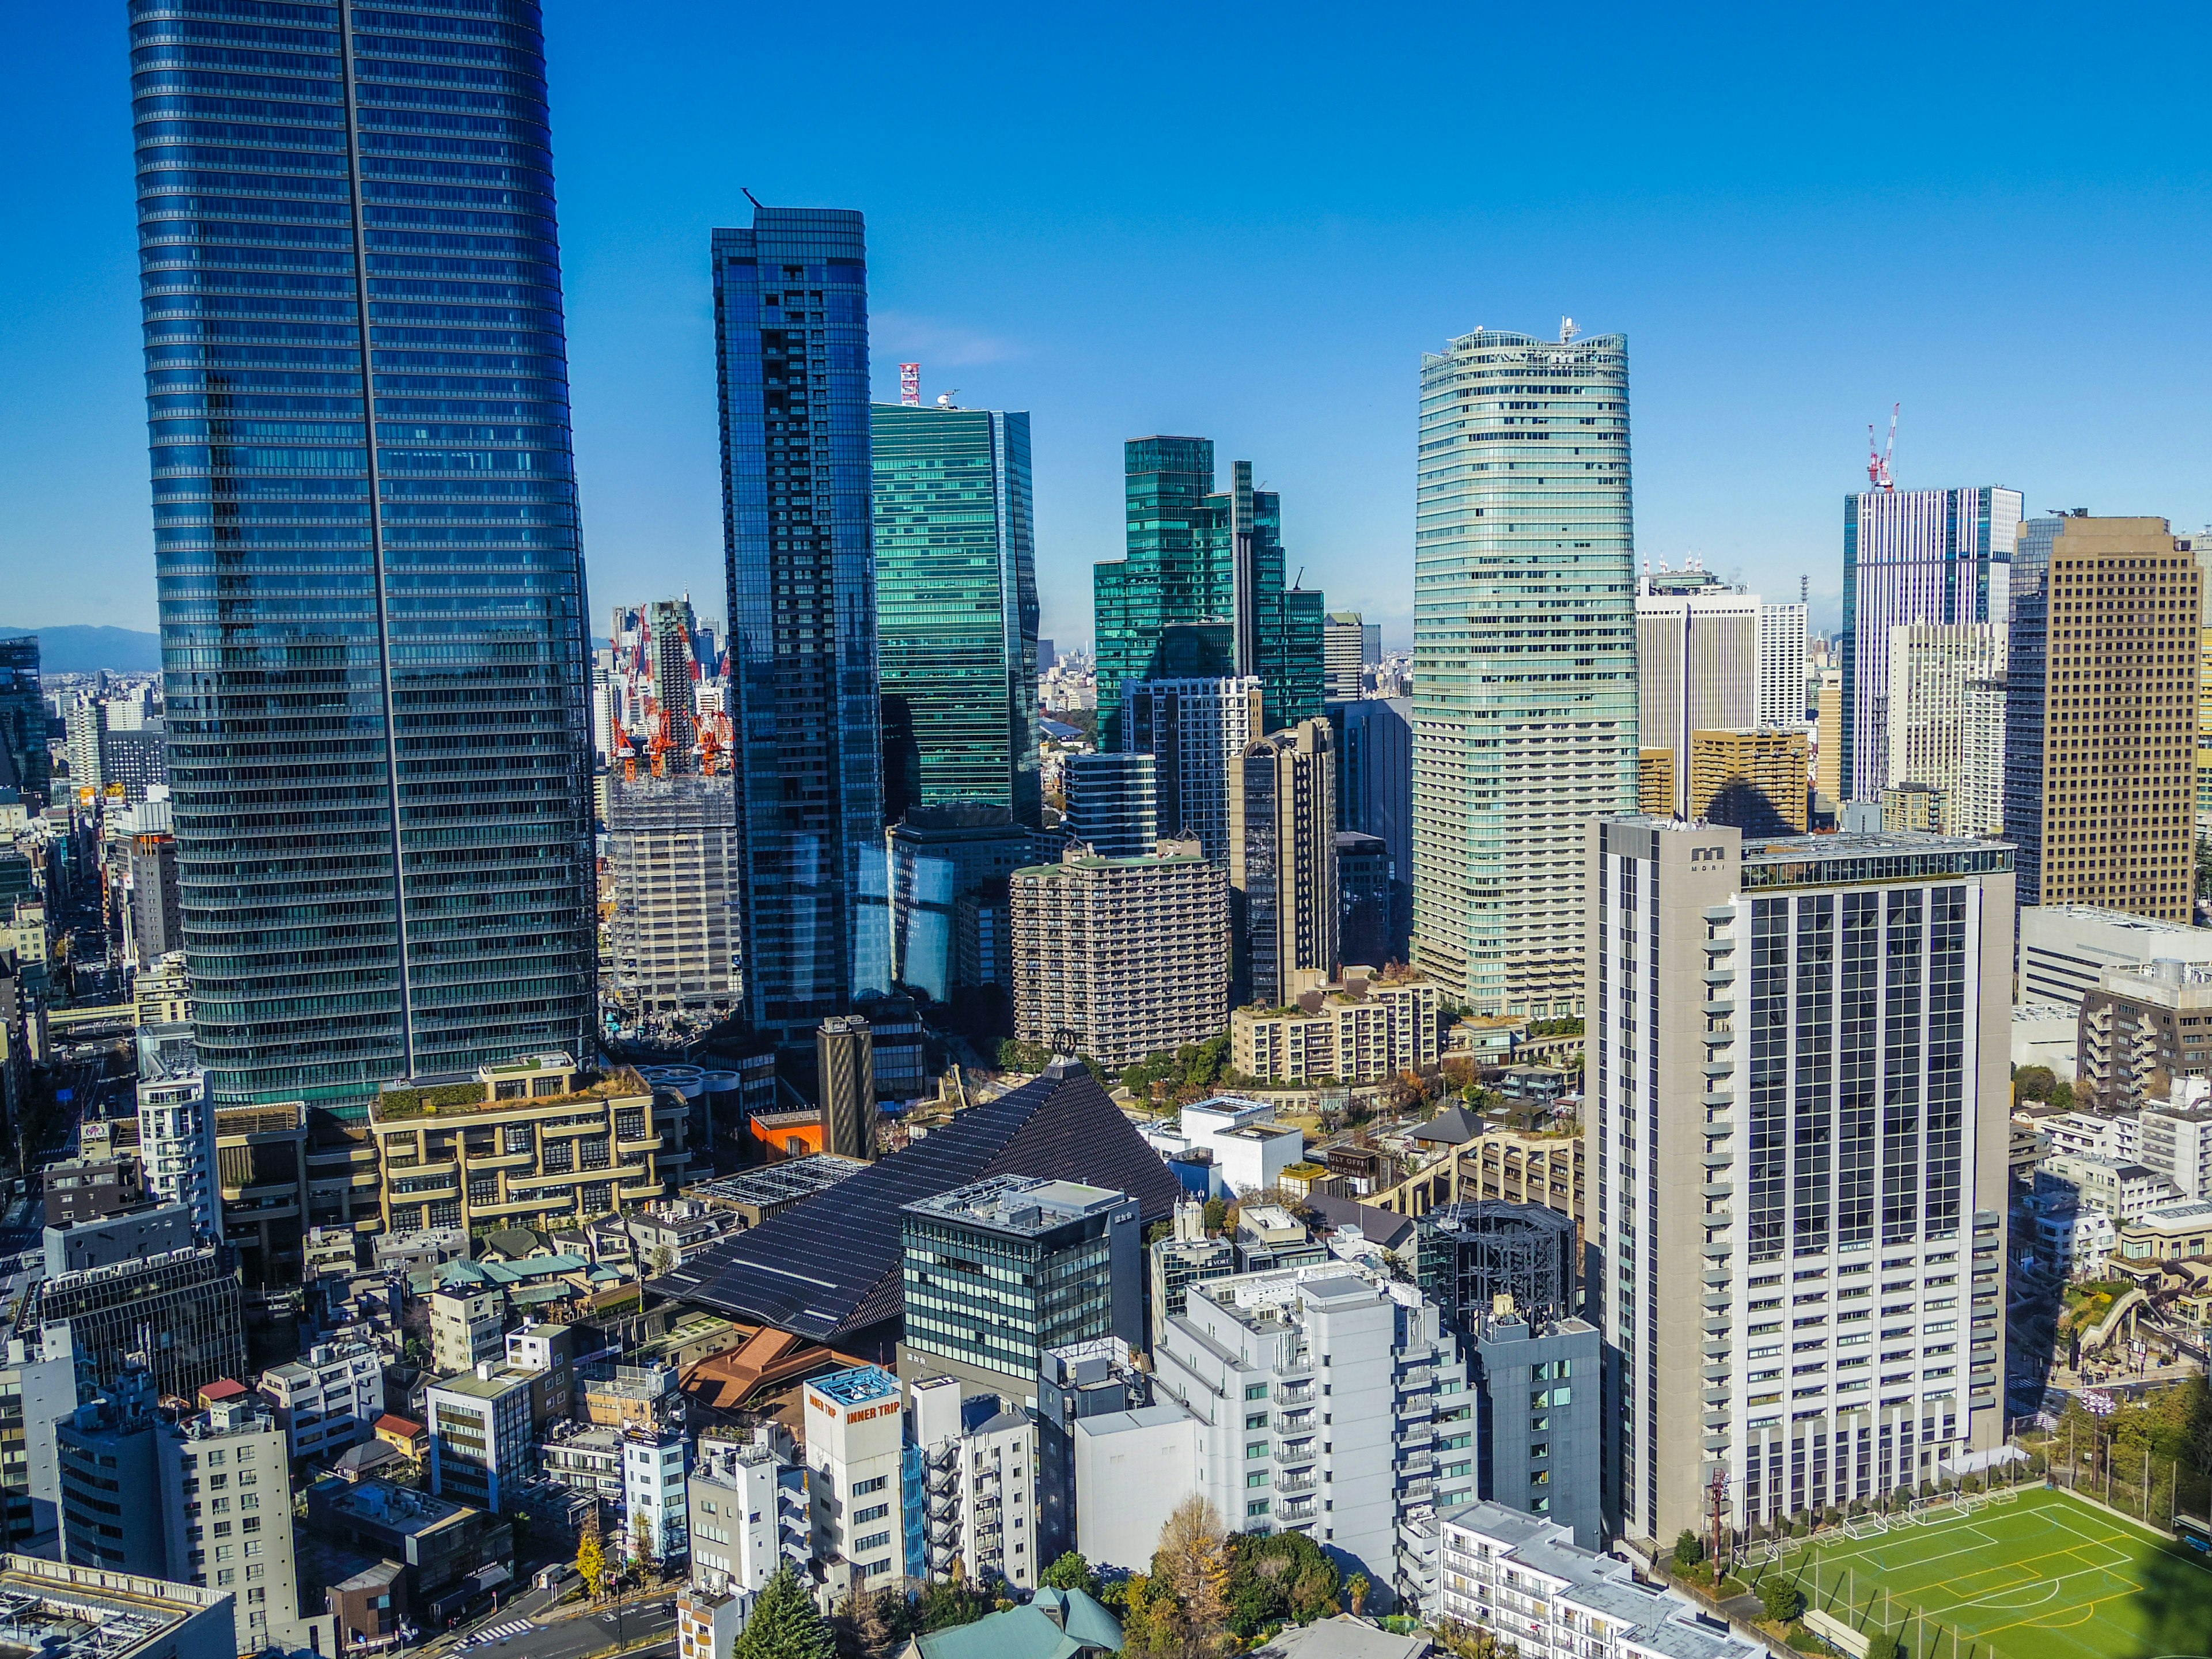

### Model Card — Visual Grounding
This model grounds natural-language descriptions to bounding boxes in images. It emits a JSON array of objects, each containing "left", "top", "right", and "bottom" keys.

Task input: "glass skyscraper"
[
  {"left": 1411, "top": 325, "right": 1637, "bottom": 1018},
  {"left": 1840, "top": 486, "right": 2022, "bottom": 801},
  {"left": 133, "top": 0, "right": 595, "bottom": 1115},
  {"left": 869, "top": 403, "right": 1040, "bottom": 826},
  {"left": 1093, "top": 439, "right": 1323, "bottom": 748},
  {"left": 0, "top": 638, "right": 48, "bottom": 806},
  {"left": 714, "top": 206, "right": 888, "bottom": 1039}
]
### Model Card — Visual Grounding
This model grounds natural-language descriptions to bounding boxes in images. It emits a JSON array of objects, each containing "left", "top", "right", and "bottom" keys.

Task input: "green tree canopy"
[
  {"left": 1039, "top": 1552, "right": 1102, "bottom": 1599},
  {"left": 1759, "top": 1578, "right": 1804, "bottom": 1624},
  {"left": 736, "top": 1566, "right": 839, "bottom": 1659},
  {"left": 1223, "top": 1528, "right": 1339, "bottom": 1637}
]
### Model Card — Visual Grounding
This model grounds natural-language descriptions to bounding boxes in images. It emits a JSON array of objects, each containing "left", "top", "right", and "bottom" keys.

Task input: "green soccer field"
[{"left": 1765, "top": 1487, "right": 2212, "bottom": 1659}]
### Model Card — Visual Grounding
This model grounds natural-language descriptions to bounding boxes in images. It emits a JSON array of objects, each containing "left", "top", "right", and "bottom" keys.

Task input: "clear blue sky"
[{"left": 6, "top": 3, "right": 2211, "bottom": 650}]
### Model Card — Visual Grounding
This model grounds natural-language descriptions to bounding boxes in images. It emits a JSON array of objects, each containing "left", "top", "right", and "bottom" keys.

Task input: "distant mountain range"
[{"left": 0, "top": 626, "right": 164, "bottom": 675}]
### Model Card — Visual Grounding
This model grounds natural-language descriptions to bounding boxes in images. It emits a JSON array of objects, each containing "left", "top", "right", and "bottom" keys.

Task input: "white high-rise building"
[
  {"left": 1123, "top": 677, "right": 1264, "bottom": 863},
  {"left": 137, "top": 1071, "right": 216, "bottom": 1238},
  {"left": 605, "top": 772, "right": 743, "bottom": 1014},
  {"left": 1758, "top": 601, "right": 1809, "bottom": 730},
  {"left": 689, "top": 1426, "right": 808, "bottom": 1597},
  {"left": 801, "top": 1367, "right": 906, "bottom": 1597},
  {"left": 909, "top": 1374, "right": 1043, "bottom": 1589},
  {"left": 1636, "top": 584, "right": 1758, "bottom": 817},
  {"left": 1412, "top": 324, "right": 1636, "bottom": 1018},
  {"left": 1885, "top": 623, "right": 2007, "bottom": 836},
  {"left": 1588, "top": 819, "right": 2010, "bottom": 1546}
]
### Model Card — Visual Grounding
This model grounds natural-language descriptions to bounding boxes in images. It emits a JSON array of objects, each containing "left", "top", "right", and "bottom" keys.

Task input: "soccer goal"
[
  {"left": 1959, "top": 1494, "right": 1987, "bottom": 1514},
  {"left": 1987, "top": 1486, "right": 2021, "bottom": 1506},
  {"left": 1844, "top": 1514, "right": 1891, "bottom": 1539}
]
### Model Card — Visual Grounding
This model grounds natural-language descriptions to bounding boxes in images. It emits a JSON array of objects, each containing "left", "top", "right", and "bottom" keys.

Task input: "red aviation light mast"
[
  {"left": 1867, "top": 403, "right": 1898, "bottom": 490},
  {"left": 900, "top": 362, "right": 921, "bottom": 406}
]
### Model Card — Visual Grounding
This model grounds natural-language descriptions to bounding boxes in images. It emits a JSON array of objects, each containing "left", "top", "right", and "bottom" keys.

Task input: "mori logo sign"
[{"left": 1689, "top": 845, "right": 1730, "bottom": 865}]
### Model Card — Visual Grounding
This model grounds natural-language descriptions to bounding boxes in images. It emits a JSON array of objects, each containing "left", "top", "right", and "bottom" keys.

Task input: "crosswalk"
[{"left": 461, "top": 1622, "right": 533, "bottom": 1648}]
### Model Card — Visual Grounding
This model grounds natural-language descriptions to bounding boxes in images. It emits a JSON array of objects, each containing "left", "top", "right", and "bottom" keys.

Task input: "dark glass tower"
[
  {"left": 714, "top": 207, "right": 888, "bottom": 1039},
  {"left": 132, "top": 1, "right": 596, "bottom": 1116},
  {"left": 0, "top": 638, "right": 48, "bottom": 806},
  {"left": 870, "top": 403, "right": 1040, "bottom": 826},
  {"left": 1093, "top": 438, "right": 1323, "bottom": 748}
]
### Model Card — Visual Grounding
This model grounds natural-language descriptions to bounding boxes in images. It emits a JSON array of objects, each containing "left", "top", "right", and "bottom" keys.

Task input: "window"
[
  {"left": 1245, "top": 1384, "right": 1268, "bottom": 1400},
  {"left": 1245, "top": 1412, "right": 1267, "bottom": 1429},
  {"left": 1247, "top": 1500, "right": 1270, "bottom": 1517},
  {"left": 1247, "top": 1442, "right": 1268, "bottom": 1459},
  {"left": 854, "top": 1476, "right": 888, "bottom": 1496},
  {"left": 854, "top": 1504, "right": 889, "bottom": 1525},
  {"left": 855, "top": 1532, "right": 892, "bottom": 1554},
  {"left": 1246, "top": 1471, "right": 1270, "bottom": 1488}
]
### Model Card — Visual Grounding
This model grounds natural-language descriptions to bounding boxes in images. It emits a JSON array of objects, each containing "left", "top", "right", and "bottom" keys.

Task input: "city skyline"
[{"left": 12, "top": 8, "right": 2212, "bottom": 647}]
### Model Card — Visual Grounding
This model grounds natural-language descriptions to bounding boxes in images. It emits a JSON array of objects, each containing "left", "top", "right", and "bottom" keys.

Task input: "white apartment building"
[
  {"left": 2039, "top": 1153, "right": 2178, "bottom": 1221},
  {"left": 2036, "top": 1108, "right": 2141, "bottom": 1164},
  {"left": 1145, "top": 1262, "right": 1471, "bottom": 1609},
  {"left": 689, "top": 1425, "right": 808, "bottom": 1597},
  {"left": 910, "top": 1374, "right": 1041, "bottom": 1589},
  {"left": 1141, "top": 1096, "right": 1306, "bottom": 1196},
  {"left": 623, "top": 1425, "right": 689, "bottom": 1561},
  {"left": 429, "top": 1282, "right": 507, "bottom": 1375},
  {"left": 156, "top": 1393, "right": 313, "bottom": 1654},
  {"left": 1885, "top": 623, "right": 2006, "bottom": 836},
  {"left": 1758, "top": 602, "right": 1809, "bottom": 732},
  {"left": 1426, "top": 1501, "right": 1762, "bottom": 1659},
  {"left": 2142, "top": 1088, "right": 2212, "bottom": 1199},
  {"left": 1589, "top": 821, "right": 2010, "bottom": 1546},
  {"left": 258, "top": 1339, "right": 384, "bottom": 1465},
  {"left": 2018, "top": 905, "right": 2212, "bottom": 1009},
  {"left": 1124, "top": 677, "right": 1264, "bottom": 863},
  {"left": 136, "top": 1071, "right": 217, "bottom": 1238},
  {"left": 801, "top": 1367, "right": 906, "bottom": 1596}
]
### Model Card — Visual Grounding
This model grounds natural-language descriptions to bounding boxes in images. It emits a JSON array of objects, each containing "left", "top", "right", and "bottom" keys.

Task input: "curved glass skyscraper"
[{"left": 133, "top": 1, "right": 595, "bottom": 1115}]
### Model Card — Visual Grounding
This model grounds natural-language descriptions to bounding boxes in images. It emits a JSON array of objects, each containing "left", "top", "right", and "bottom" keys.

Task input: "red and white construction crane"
[{"left": 1866, "top": 403, "right": 1899, "bottom": 491}]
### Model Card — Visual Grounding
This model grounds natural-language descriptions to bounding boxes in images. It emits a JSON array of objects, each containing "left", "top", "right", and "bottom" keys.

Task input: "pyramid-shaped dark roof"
[
  {"left": 1412, "top": 1105, "right": 1483, "bottom": 1145},
  {"left": 654, "top": 1060, "right": 1182, "bottom": 1342}
]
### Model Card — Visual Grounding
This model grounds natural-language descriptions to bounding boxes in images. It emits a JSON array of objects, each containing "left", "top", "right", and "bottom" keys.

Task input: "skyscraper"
[
  {"left": 133, "top": 1, "right": 595, "bottom": 1113},
  {"left": 1412, "top": 325, "right": 1637, "bottom": 1017},
  {"left": 1757, "top": 601, "right": 1809, "bottom": 731},
  {"left": 1093, "top": 441, "right": 1323, "bottom": 747},
  {"left": 645, "top": 597, "right": 703, "bottom": 764},
  {"left": 1635, "top": 583, "right": 1758, "bottom": 817},
  {"left": 0, "top": 639, "right": 47, "bottom": 806},
  {"left": 1323, "top": 612, "right": 1366, "bottom": 700},
  {"left": 1123, "top": 677, "right": 1263, "bottom": 862},
  {"left": 1229, "top": 720, "right": 1339, "bottom": 1008},
  {"left": 1884, "top": 624, "right": 2006, "bottom": 837},
  {"left": 1331, "top": 696, "right": 1412, "bottom": 960},
  {"left": 1588, "top": 818, "right": 2011, "bottom": 1547},
  {"left": 714, "top": 206, "right": 887, "bottom": 1038},
  {"left": 1841, "top": 486, "right": 2022, "bottom": 800},
  {"left": 870, "top": 402, "right": 1040, "bottom": 825},
  {"left": 2002, "top": 517, "right": 2200, "bottom": 917}
]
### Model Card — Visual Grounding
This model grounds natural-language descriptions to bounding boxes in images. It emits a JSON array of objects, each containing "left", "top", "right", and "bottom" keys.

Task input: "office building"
[
  {"left": 900, "top": 1176, "right": 1141, "bottom": 1405},
  {"left": 99, "top": 726, "right": 166, "bottom": 805},
  {"left": 133, "top": 1, "right": 594, "bottom": 1112},
  {"left": 425, "top": 1365, "right": 536, "bottom": 1512},
  {"left": 1232, "top": 721, "right": 1339, "bottom": 1007},
  {"left": 1588, "top": 820, "right": 2011, "bottom": 1546},
  {"left": 1324, "top": 612, "right": 1366, "bottom": 701},
  {"left": 2018, "top": 904, "right": 2212, "bottom": 1009},
  {"left": 1422, "top": 1502, "right": 1763, "bottom": 1659},
  {"left": 33, "top": 1247, "right": 245, "bottom": 1403},
  {"left": 307, "top": 1476, "right": 514, "bottom": 1633},
  {"left": 1636, "top": 585, "right": 1758, "bottom": 816},
  {"left": 1337, "top": 831, "right": 1393, "bottom": 968},
  {"left": 1885, "top": 624, "right": 2006, "bottom": 836},
  {"left": 2002, "top": 517, "right": 2200, "bottom": 916},
  {"left": 126, "top": 829, "right": 182, "bottom": 964},
  {"left": 1685, "top": 728, "right": 1809, "bottom": 834},
  {"left": 1149, "top": 1202, "right": 1237, "bottom": 1333},
  {"left": 44, "top": 1203, "right": 193, "bottom": 1279},
  {"left": 64, "top": 701, "right": 104, "bottom": 800},
  {"left": 0, "top": 1538, "right": 237, "bottom": 1659},
  {"left": 368, "top": 1055, "right": 687, "bottom": 1235},
  {"left": 1758, "top": 602, "right": 1810, "bottom": 730},
  {"left": 2077, "top": 960, "right": 2212, "bottom": 1113},
  {"left": 887, "top": 806, "right": 1043, "bottom": 1021},
  {"left": 801, "top": 1367, "right": 906, "bottom": 1596},
  {"left": 1062, "top": 751, "right": 1158, "bottom": 859},
  {"left": 1145, "top": 1263, "right": 1472, "bottom": 1600},
  {"left": 606, "top": 772, "right": 744, "bottom": 1015},
  {"left": 689, "top": 1425, "right": 807, "bottom": 1597},
  {"left": 1842, "top": 486, "right": 2022, "bottom": 799},
  {"left": 817, "top": 1016, "right": 876, "bottom": 1158},
  {"left": 0, "top": 638, "right": 48, "bottom": 806},
  {"left": 871, "top": 402, "right": 1040, "bottom": 824},
  {"left": 1331, "top": 697, "right": 1412, "bottom": 959},
  {"left": 1010, "top": 844, "right": 1229, "bottom": 1070},
  {"left": 135, "top": 1072, "right": 217, "bottom": 1238},
  {"left": 1124, "top": 678, "right": 1264, "bottom": 862},
  {"left": 1412, "top": 326, "right": 1636, "bottom": 1018},
  {"left": 622, "top": 1425, "right": 689, "bottom": 1560},
  {"left": 1094, "top": 440, "right": 1324, "bottom": 745},
  {"left": 41, "top": 1157, "right": 144, "bottom": 1230},
  {"left": 1461, "top": 1304, "right": 1603, "bottom": 1550},
  {"left": 714, "top": 204, "right": 888, "bottom": 1039},
  {"left": 1230, "top": 966, "right": 1440, "bottom": 1086},
  {"left": 1814, "top": 673, "right": 1844, "bottom": 802},
  {"left": 2140, "top": 1093, "right": 2212, "bottom": 1201}
]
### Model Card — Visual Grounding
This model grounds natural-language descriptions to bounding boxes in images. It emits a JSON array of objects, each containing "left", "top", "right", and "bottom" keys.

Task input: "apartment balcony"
[
  {"left": 1279, "top": 1472, "right": 1317, "bottom": 1495},
  {"left": 1703, "top": 1060, "right": 1734, "bottom": 1078},
  {"left": 1276, "top": 1382, "right": 1315, "bottom": 1405},
  {"left": 1703, "top": 1152, "right": 1734, "bottom": 1170},
  {"left": 1400, "top": 1366, "right": 1435, "bottom": 1389},
  {"left": 1702, "top": 1180, "right": 1733, "bottom": 1199}
]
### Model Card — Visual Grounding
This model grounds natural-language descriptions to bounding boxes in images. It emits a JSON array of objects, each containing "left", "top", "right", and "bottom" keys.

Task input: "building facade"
[
  {"left": 1010, "top": 845, "right": 1229, "bottom": 1069},
  {"left": 887, "top": 806, "right": 1043, "bottom": 1017},
  {"left": 132, "top": 1, "right": 596, "bottom": 1113},
  {"left": 2002, "top": 517, "right": 2200, "bottom": 916},
  {"left": 1331, "top": 697, "right": 1412, "bottom": 961},
  {"left": 1588, "top": 820, "right": 2011, "bottom": 1546},
  {"left": 2077, "top": 960, "right": 2212, "bottom": 1114},
  {"left": 1231, "top": 721, "right": 1339, "bottom": 1008},
  {"left": 606, "top": 772, "right": 744, "bottom": 1014},
  {"left": 1412, "top": 327, "right": 1636, "bottom": 1018},
  {"left": 1230, "top": 967, "right": 1440, "bottom": 1085},
  {"left": 800, "top": 1368, "right": 906, "bottom": 1595},
  {"left": 904, "top": 1375, "right": 1043, "bottom": 1588},
  {"left": 0, "top": 638, "right": 48, "bottom": 806},
  {"left": 1637, "top": 586, "right": 1759, "bottom": 816},
  {"left": 714, "top": 204, "right": 887, "bottom": 1039},
  {"left": 688, "top": 1426, "right": 808, "bottom": 1597},
  {"left": 1062, "top": 752, "right": 1158, "bottom": 859},
  {"left": 1124, "top": 678, "right": 1264, "bottom": 863},
  {"left": 870, "top": 403, "right": 1040, "bottom": 825},
  {"left": 1842, "top": 486, "right": 2022, "bottom": 800},
  {"left": 1758, "top": 603, "right": 1810, "bottom": 732},
  {"left": 1324, "top": 613, "right": 1366, "bottom": 701},
  {"left": 1884, "top": 624, "right": 2006, "bottom": 837},
  {"left": 1686, "top": 729, "right": 1809, "bottom": 834}
]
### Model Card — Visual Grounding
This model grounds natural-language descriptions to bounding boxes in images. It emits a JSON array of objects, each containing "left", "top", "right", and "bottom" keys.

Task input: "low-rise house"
[
  {"left": 304, "top": 1475, "right": 514, "bottom": 1629},
  {"left": 902, "top": 1586, "right": 1121, "bottom": 1659}
]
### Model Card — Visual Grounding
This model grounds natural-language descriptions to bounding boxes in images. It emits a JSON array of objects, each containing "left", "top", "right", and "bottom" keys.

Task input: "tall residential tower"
[
  {"left": 714, "top": 206, "right": 888, "bottom": 1038},
  {"left": 1412, "top": 326, "right": 1636, "bottom": 1017},
  {"left": 134, "top": 0, "right": 595, "bottom": 1113}
]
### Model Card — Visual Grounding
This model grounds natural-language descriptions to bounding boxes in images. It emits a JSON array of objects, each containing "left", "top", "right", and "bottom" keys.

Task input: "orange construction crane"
[
  {"left": 696, "top": 710, "right": 732, "bottom": 775},
  {"left": 615, "top": 724, "right": 640, "bottom": 783},
  {"left": 646, "top": 702, "right": 674, "bottom": 779}
]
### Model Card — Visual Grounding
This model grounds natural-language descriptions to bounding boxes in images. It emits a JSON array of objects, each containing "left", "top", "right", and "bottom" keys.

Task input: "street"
[{"left": 430, "top": 1593, "right": 679, "bottom": 1659}]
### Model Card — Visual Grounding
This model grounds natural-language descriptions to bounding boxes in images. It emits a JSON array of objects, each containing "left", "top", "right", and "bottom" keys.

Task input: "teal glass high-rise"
[
  {"left": 714, "top": 206, "right": 889, "bottom": 1039},
  {"left": 133, "top": 1, "right": 596, "bottom": 1115},
  {"left": 1093, "top": 438, "right": 1323, "bottom": 747},
  {"left": 870, "top": 403, "right": 1040, "bottom": 826}
]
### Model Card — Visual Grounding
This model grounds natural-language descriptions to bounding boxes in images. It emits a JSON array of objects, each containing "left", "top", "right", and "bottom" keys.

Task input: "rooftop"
[
  {"left": 808, "top": 1365, "right": 899, "bottom": 1409},
  {"left": 687, "top": 1156, "right": 869, "bottom": 1210},
  {"left": 311, "top": 1475, "right": 471, "bottom": 1538},
  {"left": 0, "top": 1554, "right": 230, "bottom": 1659},
  {"left": 426, "top": 1366, "right": 536, "bottom": 1403},
  {"left": 904, "top": 1175, "right": 1130, "bottom": 1236},
  {"left": 372, "top": 1062, "right": 650, "bottom": 1122}
]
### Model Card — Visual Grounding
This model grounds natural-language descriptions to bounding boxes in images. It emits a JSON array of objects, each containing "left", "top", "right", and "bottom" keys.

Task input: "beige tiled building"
[
  {"left": 368, "top": 1054, "right": 688, "bottom": 1236},
  {"left": 1230, "top": 966, "right": 1440, "bottom": 1084},
  {"left": 1687, "top": 727, "right": 1808, "bottom": 832}
]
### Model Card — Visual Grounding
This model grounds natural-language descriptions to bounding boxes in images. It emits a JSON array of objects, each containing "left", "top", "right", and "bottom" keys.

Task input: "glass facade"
[
  {"left": 1412, "top": 328, "right": 1637, "bottom": 1016},
  {"left": 0, "top": 638, "right": 48, "bottom": 805},
  {"left": 132, "top": 0, "right": 595, "bottom": 1115},
  {"left": 714, "top": 206, "right": 888, "bottom": 1038},
  {"left": 869, "top": 404, "right": 1040, "bottom": 825},
  {"left": 1093, "top": 438, "right": 1323, "bottom": 748}
]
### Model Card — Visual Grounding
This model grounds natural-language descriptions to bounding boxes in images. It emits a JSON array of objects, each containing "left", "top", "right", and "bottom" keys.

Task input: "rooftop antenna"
[
  {"left": 1559, "top": 316, "right": 1580, "bottom": 343},
  {"left": 900, "top": 363, "right": 921, "bottom": 407},
  {"left": 935, "top": 389, "right": 959, "bottom": 408},
  {"left": 1866, "top": 402, "right": 1898, "bottom": 491},
  {"left": 741, "top": 187, "right": 764, "bottom": 212}
]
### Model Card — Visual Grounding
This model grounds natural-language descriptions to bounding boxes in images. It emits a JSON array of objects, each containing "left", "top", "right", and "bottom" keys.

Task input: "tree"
[
  {"left": 1202, "top": 1197, "right": 1229, "bottom": 1236},
  {"left": 1040, "top": 1552, "right": 1102, "bottom": 1599},
  {"left": 1865, "top": 1634, "right": 1900, "bottom": 1659},
  {"left": 1759, "top": 1578, "right": 1804, "bottom": 1625},
  {"left": 997, "top": 1038, "right": 1052, "bottom": 1074},
  {"left": 831, "top": 1585, "right": 905, "bottom": 1659},
  {"left": 1346, "top": 1574, "right": 1370, "bottom": 1618},
  {"left": 735, "top": 1567, "right": 840, "bottom": 1659},
  {"left": 575, "top": 1531, "right": 607, "bottom": 1599},
  {"left": 1672, "top": 1529, "right": 1704, "bottom": 1569},
  {"left": 2014, "top": 1065, "right": 2062, "bottom": 1103},
  {"left": 1147, "top": 1497, "right": 1231, "bottom": 1657},
  {"left": 1223, "top": 1529, "right": 1337, "bottom": 1637},
  {"left": 918, "top": 1565, "right": 992, "bottom": 1634}
]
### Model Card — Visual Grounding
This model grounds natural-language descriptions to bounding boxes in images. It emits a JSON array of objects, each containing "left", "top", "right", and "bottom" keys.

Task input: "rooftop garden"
[{"left": 374, "top": 1066, "right": 650, "bottom": 1120}]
